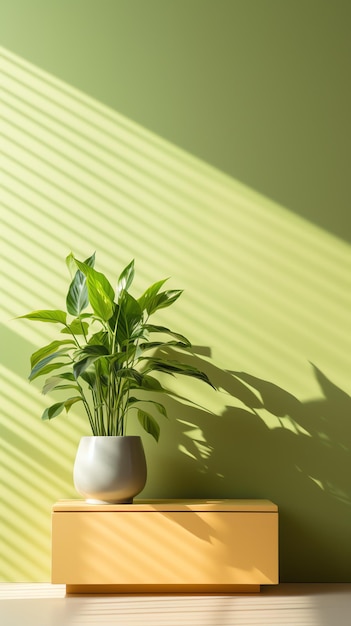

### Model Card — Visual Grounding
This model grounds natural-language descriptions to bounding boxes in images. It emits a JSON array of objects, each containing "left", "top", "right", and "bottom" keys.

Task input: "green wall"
[{"left": 1, "top": 0, "right": 350, "bottom": 583}]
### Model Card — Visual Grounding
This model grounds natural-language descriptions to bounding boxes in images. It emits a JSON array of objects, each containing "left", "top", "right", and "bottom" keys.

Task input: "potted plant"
[{"left": 19, "top": 253, "right": 214, "bottom": 503}]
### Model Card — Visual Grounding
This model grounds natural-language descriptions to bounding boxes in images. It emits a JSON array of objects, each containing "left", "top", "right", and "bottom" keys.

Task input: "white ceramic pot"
[{"left": 73, "top": 436, "right": 147, "bottom": 504}]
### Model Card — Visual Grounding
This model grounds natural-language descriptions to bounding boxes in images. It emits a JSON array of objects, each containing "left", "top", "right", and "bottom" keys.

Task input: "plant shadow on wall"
[{"left": 148, "top": 348, "right": 351, "bottom": 582}]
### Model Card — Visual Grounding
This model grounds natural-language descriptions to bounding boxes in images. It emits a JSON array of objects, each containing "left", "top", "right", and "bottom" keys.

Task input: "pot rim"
[{"left": 79, "top": 435, "right": 142, "bottom": 439}]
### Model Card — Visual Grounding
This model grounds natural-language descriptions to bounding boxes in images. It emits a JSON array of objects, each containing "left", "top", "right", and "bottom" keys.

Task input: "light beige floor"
[{"left": 1, "top": 583, "right": 350, "bottom": 626}]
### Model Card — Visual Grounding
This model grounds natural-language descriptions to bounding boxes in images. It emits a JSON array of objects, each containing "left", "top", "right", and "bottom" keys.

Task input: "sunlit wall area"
[{"left": 1, "top": 1, "right": 351, "bottom": 583}]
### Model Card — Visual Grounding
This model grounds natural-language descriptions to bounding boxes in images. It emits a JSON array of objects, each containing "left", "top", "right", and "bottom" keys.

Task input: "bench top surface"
[{"left": 53, "top": 499, "right": 278, "bottom": 512}]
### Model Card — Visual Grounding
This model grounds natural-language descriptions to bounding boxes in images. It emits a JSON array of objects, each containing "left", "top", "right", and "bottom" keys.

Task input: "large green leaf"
[
  {"left": 66, "top": 272, "right": 88, "bottom": 317},
  {"left": 138, "top": 278, "right": 168, "bottom": 313},
  {"left": 66, "top": 252, "right": 96, "bottom": 316},
  {"left": 75, "top": 259, "right": 115, "bottom": 321},
  {"left": 18, "top": 310, "right": 67, "bottom": 324},
  {"left": 117, "top": 259, "right": 135, "bottom": 296},
  {"left": 30, "top": 340, "right": 74, "bottom": 368},
  {"left": 137, "top": 409, "right": 160, "bottom": 441},
  {"left": 115, "top": 292, "right": 142, "bottom": 346},
  {"left": 145, "top": 289, "right": 183, "bottom": 315},
  {"left": 142, "top": 358, "right": 215, "bottom": 388}
]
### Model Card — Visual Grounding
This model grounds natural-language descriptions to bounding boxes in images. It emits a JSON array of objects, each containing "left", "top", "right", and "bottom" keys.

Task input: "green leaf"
[
  {"left": 145, "top": 290, "right": 183, "bottom": 315},
  {"left": 117, "top": 259, "right": 135, "bottom": 296},
  {"left": 41, "top": 402, "right": 66, "bottom": 420},
  {"left": 78, "top": 344, "right": 109, "bottom": 358},
  {"left": 30, "top": 340, "right": 74, "bottom": 368},
  {"left": 73, "top": 356, "right": 96, "bottom": 379},
  {"left": 143, "top": 324, "right": 191, "bottom": 346},
  {"left": 18, "top": 310, "right": 67, "bottom": 324},
  {"left": 115, "top": 368, "right": 143, "bottom": 385},
  {"left": 137, "top": 409, "right": 160, "bottom": 442},
  {"left": 66, "top": 271, "right": 88, "bottom": 316},
  {"left": 80, "top": 369, "right": 97, "bottom": 389},
  {"left": 149, "top": 400, "right": 168, "bottom": 417},
  {"left": 139, "top": 340, "right": 191, "bottom": 353},
  {"left": 75, "top": 259, "right": 115, "bottom": 321},
  {"left": 138, "top": 278, "right": 168, "bottom": 313},
  {"left": 84, "top": 252, "right": 96, "bottom": 268},
  {"left": 115, "top": 293, "right": 142, "bottom": 346},
  {"left": 128, "top": 397, "right": 168, "bottom": 418},
  {"left": 110, "top": 346, "right": 137, "bottom": 366},
  {"left": 88, "top": 330, "right": 110, "bottom": 350},
  {"left": 73, "top": 351, "right": 109, "bottom": 379},
  {"left": 30, "top": 362, "right": 68, "bottom": 382},
  {"left": 60, "top": 319, "right": 90, "bottom": 335},
  {"left": 42, "top": 375, "right": 79, "bottom": 395},
  {"left": 64, "top": 396, "right": 83, "bottom": 412},
  {"left": 66, "top": 252, "right": 96, "bottom": 315},
  {"left": 29, "top": 350, "right": 70, "bottom": 381},
  {"left": 53, "top": 372, "right": 76, "bottom": 381},
  {"left": 143, "top": 358, "right": 215, "bottom": 388},
  {"left": 41, "top": 396, "right": 82, "bottom": 420},
  {"left": 72, "top": 350, "right": 107, "bottom": 379},
  {"left": 66, "top": 252, "right": 77, "bottom": 278}
]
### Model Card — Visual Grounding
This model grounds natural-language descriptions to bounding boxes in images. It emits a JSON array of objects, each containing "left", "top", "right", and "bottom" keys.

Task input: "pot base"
[{"left": 86, "top": 497, "right": 134, "bottom": 505}]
